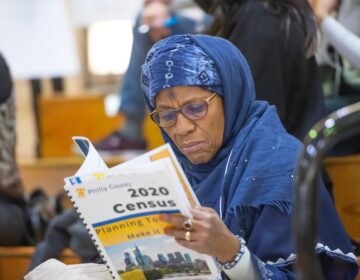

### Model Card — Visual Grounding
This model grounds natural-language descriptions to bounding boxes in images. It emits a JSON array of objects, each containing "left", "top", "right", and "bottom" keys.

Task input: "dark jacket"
[
  {"left": 0, "top": 53, "right": 12, "bottom": 104},
  {"left": 219, "top": 0, "right": 325, "bottom": 140}
]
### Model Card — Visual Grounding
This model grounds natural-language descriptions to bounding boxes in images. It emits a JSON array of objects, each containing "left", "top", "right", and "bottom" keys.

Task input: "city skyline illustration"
[{"left": 105, "top": 235, "right": 209, "bottom": 271}]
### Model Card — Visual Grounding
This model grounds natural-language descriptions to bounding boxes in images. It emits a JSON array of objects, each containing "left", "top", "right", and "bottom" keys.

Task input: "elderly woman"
[{"left": 141, "top": 35, "right": 359, "bottom": 279}]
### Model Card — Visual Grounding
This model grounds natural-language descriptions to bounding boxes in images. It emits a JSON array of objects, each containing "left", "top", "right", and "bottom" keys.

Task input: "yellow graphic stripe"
[{"left": 95, "top": 213, "right": 176, "bottom": 247}]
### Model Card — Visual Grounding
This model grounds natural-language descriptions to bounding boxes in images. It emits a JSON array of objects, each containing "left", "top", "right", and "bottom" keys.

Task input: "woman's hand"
[
  {"left": 310, "top": 0, "right": 340, "bottom": 23},
  {"left": 159, "top": 206, "right": 240, "bottom": 263}
]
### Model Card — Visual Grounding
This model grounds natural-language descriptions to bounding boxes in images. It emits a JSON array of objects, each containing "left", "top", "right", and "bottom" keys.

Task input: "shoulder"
[
  {"left": 0, "top": 53, "right": 10, "bottom": 76},
  {"left": 229, "top": 0, "right": 283, "bottom": 43},
  {"left": 248, "top": 106, "right": 303, "bottom": 156},
  {"left": 233, "top": 0, "right": 303, "bottom": 37},
  {"left": 172, "top": 14, "right": 196, "bottom": 34},
  {"left": 235, "top": 0, "right": 280, "bottom": 24},
  {"left": 0, "top": 53, "right": 12, "bottom": 104},
  {"left": 175, "top": 13, "right": 196, "bottom": 24}
]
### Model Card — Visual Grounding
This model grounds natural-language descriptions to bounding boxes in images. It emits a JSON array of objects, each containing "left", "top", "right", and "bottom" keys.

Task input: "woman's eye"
[
  {"left": 185, "top": 102, "right": 205, "bottom": 115},
  {"left": 160, "top": 111, "right": 175, "bottom": 121}
]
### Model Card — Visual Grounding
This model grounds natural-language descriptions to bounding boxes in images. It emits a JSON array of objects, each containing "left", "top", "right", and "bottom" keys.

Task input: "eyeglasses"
[{"left": 151, "top": 92, "right": 217, "bottom": 128}]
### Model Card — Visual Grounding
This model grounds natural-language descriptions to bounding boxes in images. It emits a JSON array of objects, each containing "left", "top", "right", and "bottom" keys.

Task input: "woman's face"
[
  {"left": 155, "top": 86, "right": 225, "bottom": 164},
  {"left": 141, "top": 2, "right": 171, "bottom": 42}
]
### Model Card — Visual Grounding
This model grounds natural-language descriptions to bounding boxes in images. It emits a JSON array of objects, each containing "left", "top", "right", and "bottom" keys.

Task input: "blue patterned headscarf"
[
  {"left": 141, "top": 37, "right": 223, "bottom": 108},
  {"left": 141, "top": 34, "right": 301, "bottom": 227}
]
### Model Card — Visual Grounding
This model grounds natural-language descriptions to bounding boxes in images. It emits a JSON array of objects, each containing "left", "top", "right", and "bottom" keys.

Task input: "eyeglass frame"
[{"left": 150, "top": 92, "right": 218, "bottom": 128}]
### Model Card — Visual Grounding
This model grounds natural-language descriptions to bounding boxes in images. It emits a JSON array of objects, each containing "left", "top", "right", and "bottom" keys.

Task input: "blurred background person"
[
  {"left": 28, "top": 208, "right": 97, "bottom": 272},
  {"left": 95, "top": 0, "right": 198, "bottom": 154},
  {"left": 194, "top": 0, "right": 325, "bottom": 141},
  {"left": 0, "top": 53, "right": 32, "bottom": 246},
  {"left": 312, "top": 0, "right": 360, "bottom": 70},
  {"left": 312, "top": 0, "right": 360, "bottom": 156},
  {"left": 193, "top": 0, "right": 340, "bottom": 198},
  {"left": 0, "top": 53, "right": 59, "bottom": 247}
]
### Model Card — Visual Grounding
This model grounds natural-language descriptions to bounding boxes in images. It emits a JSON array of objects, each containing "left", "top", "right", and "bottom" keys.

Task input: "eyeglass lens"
[{"left": 154, "top": 101, "right": 208, "bottom": 127}]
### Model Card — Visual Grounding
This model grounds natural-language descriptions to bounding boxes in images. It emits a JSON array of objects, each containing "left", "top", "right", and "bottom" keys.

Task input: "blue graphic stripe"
[{"left": 92, "top": 210, "right": 180, "bottom": 227}]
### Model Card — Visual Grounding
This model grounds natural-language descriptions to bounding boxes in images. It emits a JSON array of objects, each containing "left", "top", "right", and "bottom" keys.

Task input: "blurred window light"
[
  {"left": 104, "top": 93, "right": 121, "bottom": 117},
  {"left": 88, "top": 20, "right": 133, "bottom": 75}
]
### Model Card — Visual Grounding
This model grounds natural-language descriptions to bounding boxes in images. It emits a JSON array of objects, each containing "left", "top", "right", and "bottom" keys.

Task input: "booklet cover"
[{"left": 64, "top": 137, "right": 221, "bottom": 280}]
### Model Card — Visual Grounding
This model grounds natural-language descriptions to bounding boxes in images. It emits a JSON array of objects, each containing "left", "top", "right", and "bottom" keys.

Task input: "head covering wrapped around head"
[
  {"left": 141, "top": 35, "right": 223, "bottom": 108},
  {"left": 142, "top": 35, "right": 255, "bottom": 157},
  {"left": 141, "top": 34, "right": 300, "bottom": 226}
]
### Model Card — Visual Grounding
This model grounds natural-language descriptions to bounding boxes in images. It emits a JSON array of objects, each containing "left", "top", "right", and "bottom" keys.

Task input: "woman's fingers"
[
  {"left": 159, "top": 213, "right": 193, "bottom": 229},
  {"left": 163, "top": 227, "right": 197, "bottom": 242},
  {"left": 159, "top": 208, "right": 239, "bottom": 259},
  {"left": 159, "top": 207, "right": 218, "bottom": 233},
  {"left": 191, "top": 206, "right": 217, "bottom": 218}
]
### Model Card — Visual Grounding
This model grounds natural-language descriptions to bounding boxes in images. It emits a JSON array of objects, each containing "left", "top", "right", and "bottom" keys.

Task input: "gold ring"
[
  {"left": 185, "top": 231, "right": 191, "bottom": 241},
  {"left": 183, "top": 218, "right": 193, "bottom": 231}
]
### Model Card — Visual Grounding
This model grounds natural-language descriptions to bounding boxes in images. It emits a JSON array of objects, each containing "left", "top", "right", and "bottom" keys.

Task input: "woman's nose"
[{"left": 173, "top": 113, "right": 196, "bottom": 135}]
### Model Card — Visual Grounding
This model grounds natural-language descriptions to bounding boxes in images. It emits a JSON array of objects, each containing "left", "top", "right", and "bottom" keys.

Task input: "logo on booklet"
[
  {"left": 69, "top": 176, "right": 82, "bottom": 185},
  {"left": 93, "top": 172, "right": 105, "bottom": 179},
  {"left": 75, "top": 187, "right": 87, "bottom": 198}
]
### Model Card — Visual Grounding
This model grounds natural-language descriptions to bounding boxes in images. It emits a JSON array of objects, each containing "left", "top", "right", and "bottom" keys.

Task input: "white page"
[
  {"left": 71, "top": 136, "right": 199, "bottom": 207},
  {"left": 72, "top": 136, "right": 108, "bottom": 177}
]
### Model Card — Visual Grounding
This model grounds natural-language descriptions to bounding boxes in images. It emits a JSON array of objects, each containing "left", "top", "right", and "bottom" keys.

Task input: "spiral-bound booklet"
[{"left": 64, "top": 137, "right": 221, "bottom": 280}]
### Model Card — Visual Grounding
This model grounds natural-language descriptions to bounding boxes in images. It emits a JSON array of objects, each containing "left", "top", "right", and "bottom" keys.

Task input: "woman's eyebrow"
[
  {"left": 156, "top": 97, "right": 199, "bottom": 110},
  {"left": 156, "top": 89, "right": 209, "bottom": 110},
  {"left": 156, "top": 104, "right": 177, "bottom": 110}
]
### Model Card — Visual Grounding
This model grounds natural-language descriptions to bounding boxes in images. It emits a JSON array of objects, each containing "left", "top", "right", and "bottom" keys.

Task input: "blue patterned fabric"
[
  {"left": 141, "top": 34, "right": 359, "bottom": 279},
  {"left": 141, "top": 37, "right": 223, "bottom": 108}
]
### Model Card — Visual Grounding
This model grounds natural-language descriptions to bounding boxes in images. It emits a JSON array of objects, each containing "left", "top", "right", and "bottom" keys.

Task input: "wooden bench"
[
  {"left": 324, "top": 154, "right": 360, "bottom": 242},
  {"left": 0, "top": 246, "right": 80, "bottom": 279},
  {"left": 39, "top": 94, "right": 164, "bottom": 158},
  {"left": 325, "top": 155, "right": 360, "bottom": 279}
]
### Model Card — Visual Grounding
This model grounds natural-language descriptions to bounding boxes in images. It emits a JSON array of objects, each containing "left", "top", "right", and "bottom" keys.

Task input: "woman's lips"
[{"left": 181, "top": 142, "right": 203, "bottom": 155}]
